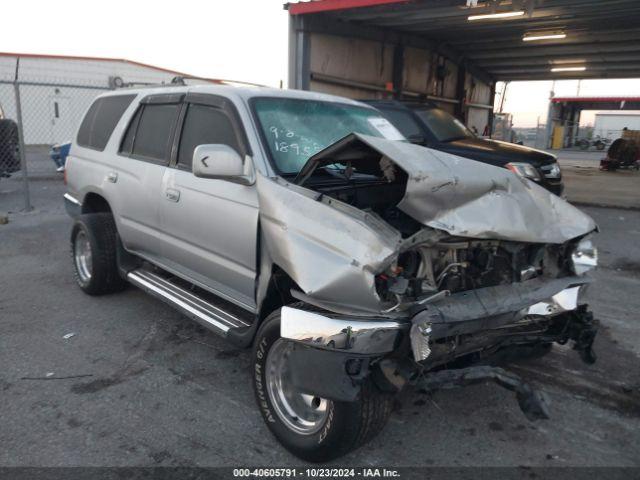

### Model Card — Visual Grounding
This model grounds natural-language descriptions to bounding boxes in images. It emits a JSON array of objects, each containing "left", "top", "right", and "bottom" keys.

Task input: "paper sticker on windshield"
[{"left": 367, "top": 117, "right": 406, "bottom": 141}]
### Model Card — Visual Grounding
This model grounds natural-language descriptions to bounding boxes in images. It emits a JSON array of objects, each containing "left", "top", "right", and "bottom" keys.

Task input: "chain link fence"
[
  {"left": 0, "top": 58, "right": 113, "bottom": 211},
  {"left": 0, "top": 54, "right": 204, "bottom": 212}
]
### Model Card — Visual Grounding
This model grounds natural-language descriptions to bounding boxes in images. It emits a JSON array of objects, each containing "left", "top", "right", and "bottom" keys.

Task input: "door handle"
[
  {"left": 107, "top": 172, "right": 118, "bottom": 183},
  {"left": 165, "top": 188, "right": 180, "bottom": 202}
]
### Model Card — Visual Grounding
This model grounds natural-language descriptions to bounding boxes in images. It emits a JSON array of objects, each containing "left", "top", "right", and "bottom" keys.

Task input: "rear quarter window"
[{"left": 76, "top": 94, "right": 136, "bottom": 151}]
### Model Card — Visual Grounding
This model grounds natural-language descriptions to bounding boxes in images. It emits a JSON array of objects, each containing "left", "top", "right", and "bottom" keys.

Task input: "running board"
[{"left": 127, "top": 268, "right": 252, "bottom": 336}]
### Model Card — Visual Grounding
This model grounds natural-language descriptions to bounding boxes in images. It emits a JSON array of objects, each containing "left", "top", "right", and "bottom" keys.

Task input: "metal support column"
[
  {"left": 392, "top": 44, "right": 404, "bottom": 99},
  {"left": 288, "top": 15, "right": 311, "bottom": 90},
  {"left": 13, "top": 58, "right": 32, "bottom": 212}
]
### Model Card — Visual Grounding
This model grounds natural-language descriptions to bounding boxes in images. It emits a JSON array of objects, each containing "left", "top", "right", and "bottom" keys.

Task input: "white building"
[
  {"left": 594, "top": 112, "right": 640, "bottom": 140},
  {"left": 0, "top": 52, "right": 205, "bottom": 145}
]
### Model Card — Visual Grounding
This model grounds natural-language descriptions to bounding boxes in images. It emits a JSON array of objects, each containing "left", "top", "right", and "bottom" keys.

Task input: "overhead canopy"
[
  {"left": 287, "top": 0, "right": 640, "bottom": 81},
  {"left": 551, "top": 96, "right": 640, "bottom": 110}
]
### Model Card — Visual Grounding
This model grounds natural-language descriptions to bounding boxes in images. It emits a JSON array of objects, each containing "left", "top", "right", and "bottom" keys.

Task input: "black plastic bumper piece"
[
  {"left": 565, "top": 304, "right": 599, "bottom": 364},
  {"left": 287, "top": 342, "right": 372, "bottom": 402},
  {"left": 413, "top": 365, "right": 550, "bottom": 422}
]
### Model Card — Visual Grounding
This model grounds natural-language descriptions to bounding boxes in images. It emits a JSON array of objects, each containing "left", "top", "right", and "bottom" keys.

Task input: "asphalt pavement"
[{"left": 0, "top": 160, "right": 639, "bottom": 468}]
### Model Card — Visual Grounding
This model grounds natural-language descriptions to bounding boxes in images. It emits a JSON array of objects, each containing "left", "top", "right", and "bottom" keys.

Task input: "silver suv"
[{"left": 65, "top": 85, "right": 599, "bottom": 461}]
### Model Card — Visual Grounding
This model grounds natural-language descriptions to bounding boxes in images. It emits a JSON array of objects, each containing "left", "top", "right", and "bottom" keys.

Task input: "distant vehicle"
[
  {"left": 363, "top": 100, "right": 564, "bottom": 196},
  {"left": 0, "top": 105, "right": 20, "bottom": 179},
  {"left": 577, "top": 136, "right": 608, "bottom": 151}
]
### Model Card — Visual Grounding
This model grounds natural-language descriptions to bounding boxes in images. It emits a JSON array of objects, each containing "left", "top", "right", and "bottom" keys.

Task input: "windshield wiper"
[{"left": 440, "top": 135, "right": 471, "bottom": 143}]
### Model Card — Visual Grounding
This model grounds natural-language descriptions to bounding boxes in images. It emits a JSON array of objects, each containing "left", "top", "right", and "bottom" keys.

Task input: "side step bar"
[{"left": 128, "top": 268, "right": 251, "bottom": 336}]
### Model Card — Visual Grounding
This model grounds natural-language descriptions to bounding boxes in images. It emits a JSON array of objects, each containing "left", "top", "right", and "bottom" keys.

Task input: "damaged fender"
[{"left": 256, "top": 173, "right": 401, "bottom": 314}]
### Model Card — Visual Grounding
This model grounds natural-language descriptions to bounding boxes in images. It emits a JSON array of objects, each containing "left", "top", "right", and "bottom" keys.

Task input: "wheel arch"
[{"left": 81, "top": 191, "right": 112, "bottom": 214}]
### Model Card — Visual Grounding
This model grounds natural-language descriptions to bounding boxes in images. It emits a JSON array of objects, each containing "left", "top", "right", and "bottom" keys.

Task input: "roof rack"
[{"left": 113, "top": 75, "right": 270, "bottom": 90}]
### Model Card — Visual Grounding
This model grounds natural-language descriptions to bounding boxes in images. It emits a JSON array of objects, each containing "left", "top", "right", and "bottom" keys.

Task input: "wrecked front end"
[{"left": 259, "top": 133, "right": 599, "bottom": 416}]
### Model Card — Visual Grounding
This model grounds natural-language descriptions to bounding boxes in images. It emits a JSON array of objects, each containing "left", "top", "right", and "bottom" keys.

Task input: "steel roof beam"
[
  {"left": 488, "top": 63, "right": 640, "bottom": 75},
  {"left": 495, "top": 70, "right": 640, "bottom": 80},
  {"left": 476, "top": 52, "right": 640, "bottom": 67},
  {"left": 466, "top": 41, "right": 640, "bottom": 60},
  {"left": 449, "top": 27, "right": 640, "bottom": 50}
]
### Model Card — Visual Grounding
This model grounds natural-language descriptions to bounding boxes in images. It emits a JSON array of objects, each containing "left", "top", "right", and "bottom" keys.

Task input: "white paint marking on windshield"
[{"left": 367, "top": 117, "right": 406, "bottom": 141}]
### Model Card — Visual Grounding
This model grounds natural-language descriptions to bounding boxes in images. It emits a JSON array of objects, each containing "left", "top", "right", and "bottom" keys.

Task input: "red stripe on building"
[
  {"left": 551, "top": 96, "right": 640, "bottom": 103},
  {"left": 287, "top": 0, "right": 410, "bottom": 15}
]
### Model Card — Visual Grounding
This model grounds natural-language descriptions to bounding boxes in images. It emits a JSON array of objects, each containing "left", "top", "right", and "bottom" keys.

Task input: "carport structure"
[{"left": 286, "top": 0, "right": 640, "bottom": 134}]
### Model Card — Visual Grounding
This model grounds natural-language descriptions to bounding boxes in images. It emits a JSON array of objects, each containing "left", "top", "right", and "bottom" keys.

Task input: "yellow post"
[{"left": 552, "top": 126, "right": 565, "bottom": 149}]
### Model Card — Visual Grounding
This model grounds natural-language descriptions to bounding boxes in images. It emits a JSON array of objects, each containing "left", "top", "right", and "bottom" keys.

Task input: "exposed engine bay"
[
  {"left": 376, "top": 239, "right": 570, "bottom": 301},
  {"left": 295, "top": 142, "right": 576, "bottom": 307}
]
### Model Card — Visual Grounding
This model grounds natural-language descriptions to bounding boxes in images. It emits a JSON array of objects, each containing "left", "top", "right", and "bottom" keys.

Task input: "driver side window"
[{"left": 177, "top": 103, "right": 240, "bottom": 170}]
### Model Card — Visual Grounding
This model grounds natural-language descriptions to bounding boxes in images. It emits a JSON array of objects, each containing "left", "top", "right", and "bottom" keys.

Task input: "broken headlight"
[
  {"left": 544, "top": 162, "right": 562, "bottom": 178},
  {"left": 571, "top": 236, "right": 598, "bottom": 275},
  {"left": 506, "top": 162, "right": 541, "bottom": 181}
]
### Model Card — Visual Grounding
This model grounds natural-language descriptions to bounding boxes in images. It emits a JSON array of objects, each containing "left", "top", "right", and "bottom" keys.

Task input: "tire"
[
  {"left": 595, "top": 141, "right": 605, "bottom": 151},
  {"left": 70, "top": 213, "right": 127, "bottom": 295},
  {"left": 252, "top": 308, "right": 393, "bottom": 462},
  {"left": 578, "top": 139, "right": 589, "bottom": 150}
]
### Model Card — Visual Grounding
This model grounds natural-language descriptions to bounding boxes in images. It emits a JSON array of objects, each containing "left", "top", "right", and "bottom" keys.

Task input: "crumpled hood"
[{"left": 297, "top": 133, "right": 596, "bottom": 244}]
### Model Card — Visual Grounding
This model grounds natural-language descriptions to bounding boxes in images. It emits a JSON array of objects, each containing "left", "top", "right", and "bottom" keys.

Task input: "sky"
[
  {"left": 3, "top": 0, "right": 639, "bottom": 129},
  {"left": 497, "top": 79, "right": 640, "bottom": 128}
]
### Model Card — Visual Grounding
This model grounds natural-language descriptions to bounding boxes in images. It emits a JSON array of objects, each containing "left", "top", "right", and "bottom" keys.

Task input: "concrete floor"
[{"left": 0, "top": 158, "right": 639, "bottom": 468}]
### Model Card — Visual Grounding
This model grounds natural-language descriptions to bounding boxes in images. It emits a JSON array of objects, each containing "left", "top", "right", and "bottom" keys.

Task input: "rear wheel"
[
  {"left": 252, "top": 308, "right": 393, "bottom": 462},
  {"left": 70, "top": 213, "right": 127, "bottom": 295}
]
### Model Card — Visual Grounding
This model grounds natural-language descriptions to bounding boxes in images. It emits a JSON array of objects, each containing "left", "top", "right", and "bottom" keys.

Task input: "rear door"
[
  {"left": 159, "top": 93, "right": 259, "bottom": 310},
  {"left": 115, "top": 93, "right": 182, "bottom": 261}
]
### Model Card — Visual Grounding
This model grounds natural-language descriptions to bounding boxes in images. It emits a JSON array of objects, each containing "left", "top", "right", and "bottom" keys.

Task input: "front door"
[{"left": 159, "top": 97, "right": 259, "bottom": 311}]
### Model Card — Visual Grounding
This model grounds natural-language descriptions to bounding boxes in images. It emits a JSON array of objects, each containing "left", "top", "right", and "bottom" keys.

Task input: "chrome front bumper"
[
  {"left": 280, "top": 307, "right": 406, "bottom": 355},
  {"left": 64, "top": 193, "right": 82, "bottom": 217},
  {"left": 527, "top": 285, "right": 582, "bottom": 316},
  {"left": 281, "top": 283, "right": 587, "bottom": 357}
]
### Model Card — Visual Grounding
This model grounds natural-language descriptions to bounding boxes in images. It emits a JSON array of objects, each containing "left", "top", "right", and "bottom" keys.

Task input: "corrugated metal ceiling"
[{"left": 287, "top": 0, "right": 640, "bottom": 81}]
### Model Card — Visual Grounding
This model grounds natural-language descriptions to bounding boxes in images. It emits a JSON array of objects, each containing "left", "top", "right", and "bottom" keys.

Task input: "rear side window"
[
  {"left": 177, "top": 104, "right": 240, "bottom": 169},
  {"left": 130, "top": 104, "right": 180, "bottom": 162},
  {"left": 77, "top": 94, "right": 136, "bottom": 151}
]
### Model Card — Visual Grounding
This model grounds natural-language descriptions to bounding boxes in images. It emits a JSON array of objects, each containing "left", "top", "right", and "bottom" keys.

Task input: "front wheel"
[{"left": 252, "top": 308, "right": 392, "bottom": 462}]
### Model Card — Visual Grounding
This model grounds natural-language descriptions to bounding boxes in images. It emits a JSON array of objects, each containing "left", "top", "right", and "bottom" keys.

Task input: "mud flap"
[{"left": 413, "top": 366, "right": 550, "bottom": 421}]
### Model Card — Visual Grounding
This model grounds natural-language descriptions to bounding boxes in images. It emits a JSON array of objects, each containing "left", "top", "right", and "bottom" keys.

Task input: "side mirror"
[{"left": 192, "top": 144, "right": 253, "bottom": 185}]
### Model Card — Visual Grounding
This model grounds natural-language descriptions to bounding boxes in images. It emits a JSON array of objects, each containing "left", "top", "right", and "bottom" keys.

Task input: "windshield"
[
  {"left": 253, "top": 97, "right": 405, "bottom": 174},
  {"left": 414, "top": 108, "right": 474, "bottom": 142}
]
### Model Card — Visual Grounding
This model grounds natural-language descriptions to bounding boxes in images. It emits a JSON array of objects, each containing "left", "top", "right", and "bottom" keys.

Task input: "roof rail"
[
  {"left": 113, "top": 75, "right": 271, "bottom": 90},
  {"left": 171, "top": 75, "right": 269, "bottom": 88}
]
